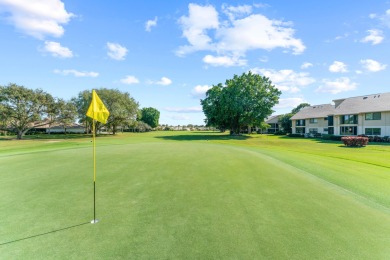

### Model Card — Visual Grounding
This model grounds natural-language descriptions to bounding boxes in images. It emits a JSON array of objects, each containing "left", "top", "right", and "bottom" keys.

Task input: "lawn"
[{"left": 1, "top": 132, "right": 389, "bottom": 259}]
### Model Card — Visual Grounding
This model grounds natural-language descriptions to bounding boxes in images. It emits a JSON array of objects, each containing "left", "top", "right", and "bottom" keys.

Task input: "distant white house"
[
  {"left": 265, "top": 115, "right": 281, "bottom": 133},
  {"left": 32, "top": 122, "right": 86, "bottom": 134},
  {"left": 47, "top": 124, "right": 86, "bottom": 134},
  {"left": 291, "top": 92, "right": 390, "bottom": 137}
]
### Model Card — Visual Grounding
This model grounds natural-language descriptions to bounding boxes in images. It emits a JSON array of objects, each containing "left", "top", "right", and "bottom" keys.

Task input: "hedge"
[{"left": 341, "top": 136, "right": 368, "bottom": 147}]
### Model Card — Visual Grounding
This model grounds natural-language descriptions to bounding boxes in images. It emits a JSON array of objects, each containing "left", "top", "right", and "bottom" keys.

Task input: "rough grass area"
[{"left": 1, "top": 132, "right": 389, "bottom": 259}]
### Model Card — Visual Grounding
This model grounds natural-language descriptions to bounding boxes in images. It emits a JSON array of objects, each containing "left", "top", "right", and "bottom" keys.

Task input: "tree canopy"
[
  {"left": 73, "top": 88, "right": 139, "bottom": 135},
  {"left": 291, "top": 103, "right": 311, "bottom": 114},
  {"left": 0, "top": 83, "right": 56, "bottom": 139},
  {"left": 140, "top": 107, "right": 160, "bottom": 128},
  {"left": 201, "top": 72, "right": 281, "bottom": 134}
]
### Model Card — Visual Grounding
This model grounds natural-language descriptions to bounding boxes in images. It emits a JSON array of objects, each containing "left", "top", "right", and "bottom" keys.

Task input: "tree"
[
  {"left": 134, "top": 121, "right": 152, "bottom": 132},
  {"left": 279, "top": 103, "right": 311, "bottom": 133},
  {"left": 0, "top": 83, "right": 55, "bottom": 139},
  {"left": 279, "top": 113, "right": 294, "bottom": 133},
  {"left": 72, "top": 90, "right": 93, "bottom": 133},
  {"left": 73, "top": 88, "right": 139, "bottom": 135},
  {"left": 291, "top": 103, "right": 311, "bottom": 114},
  {"left": 200, "top": 83, "right": 228, "bottom": 132},
  {"left": 258, "top": 121, "right": 271, "bottom": 133},
  {"left": 140, "top": 107, "right": 160, "bottom": 128},
  {"left": 56, "top": 99, "right": 77, "bottom": 134},
  {"left": 201, "top": 72, "right": 281, "bottom": 134}
]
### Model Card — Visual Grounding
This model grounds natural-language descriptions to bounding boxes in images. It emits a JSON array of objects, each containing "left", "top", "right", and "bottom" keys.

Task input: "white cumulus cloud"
[
  {"left": 43, "top": 41, "right": 73, "bottom": 58},
  {"left": 149, "top": 77, "right": 172, "bottom": 86},
  {"left": 274, "top": 97, "right": 306, "bottom": 109},
  {"left": 54, "top": 69, "right": 98, "bottom": 77},
  {"left": 191, "top": 85, "right": 212, "bottom": 99},
  {"left": 360, "top": 59, "right": 387, "bottom": 72},
  {"left": 120, "top": 75, "right": 139, "bottom": 84},
  {"left": 370, "top": 9, "right": 390, "bottom": 28},
  {"left": 222, "top": 4, "right": 252, "bottom": 21},
  {"left": 251, "top": 68, "right": 315, "bottom": 93},
  {"left": 0, "top": 0, "right": 74, "bottom": 39},
  {"left": 316, "top": 77, "right": 357, "bottom": 94},
  {"left": 203, "top": 54, "right": 246, "bottom": 67},
  {"left": 107, "top": 42, "right": 128, "bottom": 60},
  {"left": 301, "top": 62, "right": 313, "bottom": 69},
  {"left": 145, "top": 16, "right": 158, "bottom": 32},
  {"left": 329, "top": 61, "right": 348, "bottom": 73},
  {"left": 176, "top": 3, "right": 219, "bottom": 56},
  {"left": 177, "top": 3, "right": 305, "bottom": 67},
  {"left": 361, "top": 29, "right": 384, "bottom": 45}
]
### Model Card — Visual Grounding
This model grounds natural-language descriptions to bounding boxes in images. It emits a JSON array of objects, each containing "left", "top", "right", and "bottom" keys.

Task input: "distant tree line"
[{"left": 0, "top": 83, "right": 160, "bottom": 139}]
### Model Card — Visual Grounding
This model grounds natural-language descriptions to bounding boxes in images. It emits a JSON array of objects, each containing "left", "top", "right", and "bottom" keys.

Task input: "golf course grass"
[{"left": 1, "top": 132, "right": 389, "bottom": 259}]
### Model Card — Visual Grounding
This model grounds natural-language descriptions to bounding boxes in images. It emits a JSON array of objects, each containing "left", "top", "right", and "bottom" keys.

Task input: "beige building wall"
[{"left": 359, "top": 111, "right": 390, "bottom": 136}]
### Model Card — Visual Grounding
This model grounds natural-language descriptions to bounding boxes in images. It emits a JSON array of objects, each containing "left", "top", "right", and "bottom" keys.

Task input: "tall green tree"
[
  {"left": 0, "top": 83, "right": 55, "bottom": 139},
  {"left": 201, "top": 83, "right": 228, "bottom": 132},
  {"left": 73, "top": 88, "right": 139, "bottom": 135},
  {"left": 140, "top": 107, "right": 160, "bottom": 128},
  {"left": 201, "top": 72, "right": 281, "bottom": 134}
]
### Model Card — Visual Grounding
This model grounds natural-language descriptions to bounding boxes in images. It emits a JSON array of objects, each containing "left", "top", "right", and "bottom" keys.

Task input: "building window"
[
  {"left": 323, "top": 128, "right": 328, "bottom": 132},
  {"left": 340, "top": 126, "right": 357, "bottom": 135},
  {"left": 309, "top": 118, "right": 318, "bottom": 123},
  {"left": 340, "top": 115, "right": 358, "bottom": 124},
  {"left": 365, "top": 128, "right": 381, "bottom": 135},
  {"left": 296, "top": 119, "right": 305, "bottom": 126},
  {"left": 365, "top": 112, "right": 381, "bottom": 120},
  {"left": 296, "top": 127, "right": 305, "bottom": 134},
  {"left": 328, "top": 127, "right": 334, "bottom": 135},
  {"left": 327, "top": 116, "right": 334, "bottom": 126},
  {"left": 309, "top": 128, "right": 318, "bottom": 134},
  {"left": 270, "top": 123, "right": 279, "bottom": 130}
]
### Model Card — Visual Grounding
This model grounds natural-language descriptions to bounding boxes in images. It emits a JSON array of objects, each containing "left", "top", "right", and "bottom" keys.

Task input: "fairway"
[{"left": 1, "top": 132, "right": 390, "bottom": 259}]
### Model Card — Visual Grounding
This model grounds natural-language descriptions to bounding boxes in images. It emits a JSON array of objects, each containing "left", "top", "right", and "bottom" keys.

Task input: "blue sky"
[{"left": 0, "top": 1, "right": 389, "bottom": 125}]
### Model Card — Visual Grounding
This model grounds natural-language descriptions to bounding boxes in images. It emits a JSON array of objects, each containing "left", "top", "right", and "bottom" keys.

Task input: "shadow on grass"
[
  {"left": 0, "top": 222, "right": 90, "bottom": 246},
  {"left": 155, "top": 132, "right": 251, "bottom": 141}
]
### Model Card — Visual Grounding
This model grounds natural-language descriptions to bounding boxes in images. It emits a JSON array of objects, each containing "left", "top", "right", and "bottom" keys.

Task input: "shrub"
[
  {"left": 273, "top": 131, "right": 287, "bottom": 135},
  {"left": 341, "top": 136, "right": 368, "bottom": 147},
  {"left": 321, "top": 134, "right": 342, "bottom": 141},
  {"left": 288, "top": 133, "right": 304, "bottom": 137}
]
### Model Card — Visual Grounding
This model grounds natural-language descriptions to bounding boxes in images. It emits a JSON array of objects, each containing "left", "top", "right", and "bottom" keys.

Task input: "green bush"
[
  {"left": 322, "top": 135, "right": 342, "bottom": 141},
  {"left": 273, "top": 131, "right": 287, "bottom": 135},
  {"left": 288, "top": 133, "right": 304, "bottom": 137}
]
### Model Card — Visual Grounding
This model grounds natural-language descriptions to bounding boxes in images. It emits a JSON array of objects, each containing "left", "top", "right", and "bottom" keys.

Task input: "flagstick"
[{"left": 91, "top": 119, "right": 98, "bottom": 224}]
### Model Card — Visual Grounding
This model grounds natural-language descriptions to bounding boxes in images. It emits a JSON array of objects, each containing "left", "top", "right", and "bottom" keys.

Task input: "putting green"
[{"left": 1, "top": 133, "right": 389, "bottom": 259}]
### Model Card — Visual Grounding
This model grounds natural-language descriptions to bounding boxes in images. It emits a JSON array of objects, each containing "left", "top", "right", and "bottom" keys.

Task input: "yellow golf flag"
[{"left": 86, "top": 90, "right": 110, "bottom": 124}]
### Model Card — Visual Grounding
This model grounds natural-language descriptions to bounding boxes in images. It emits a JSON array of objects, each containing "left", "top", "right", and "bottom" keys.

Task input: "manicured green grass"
[{"left": 1, "top": 132, "right": 389, "bottom": 259}]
